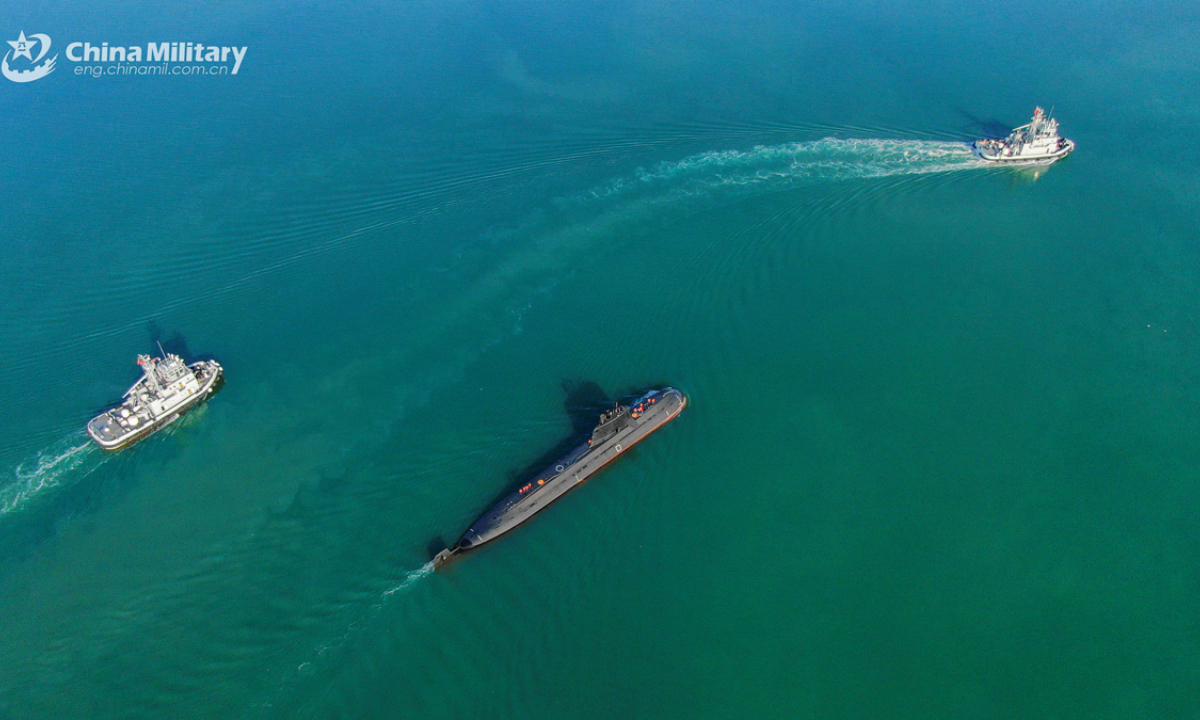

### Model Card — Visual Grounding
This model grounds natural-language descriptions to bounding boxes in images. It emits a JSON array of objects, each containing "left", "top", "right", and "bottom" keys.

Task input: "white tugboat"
[
  {"left": 972, "top": 107, "right": 1074, "bottom": 164},
  {"left": 86, "top": 348, "right": 223, "bottom": 450}
]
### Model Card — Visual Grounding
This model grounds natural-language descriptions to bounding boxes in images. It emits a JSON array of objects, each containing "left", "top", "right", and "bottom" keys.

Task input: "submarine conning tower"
[{"left": 590, "top": 403, "right": 632, "bottom": 446}]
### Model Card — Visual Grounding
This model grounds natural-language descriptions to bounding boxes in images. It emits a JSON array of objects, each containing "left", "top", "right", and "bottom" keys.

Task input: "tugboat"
[
  {"left": 433, "top": 387, "right": 685, "bottom": 568},
  {"left": 972, "top": 107, "right": 1074, "bottom": 164},
  {"left": 86, "top": 347, "right": 223, "bottom": 450}
]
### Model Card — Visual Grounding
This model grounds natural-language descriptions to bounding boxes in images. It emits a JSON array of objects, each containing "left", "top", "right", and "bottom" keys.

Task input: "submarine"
[{"left": 433, "top": 387, "right": 686, "bottom": 568}]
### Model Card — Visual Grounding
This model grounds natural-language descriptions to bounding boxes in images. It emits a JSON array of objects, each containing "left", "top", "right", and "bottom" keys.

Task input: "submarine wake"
[
  {"left": 277, "top": 560, "right": 438, "bottom": 707},
  {"left": 383, "top": 562, "right": 435, "bottom": 596}
]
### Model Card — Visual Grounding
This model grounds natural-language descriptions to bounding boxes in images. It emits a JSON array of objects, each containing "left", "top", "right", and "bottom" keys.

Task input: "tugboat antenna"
[{"left": 157, "top": 341, "right": 167, "bottom": 359}]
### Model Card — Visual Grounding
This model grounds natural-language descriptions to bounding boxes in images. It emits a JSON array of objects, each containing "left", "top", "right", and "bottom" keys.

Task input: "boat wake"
[
  {"left": 438, "top": 138, "right": 986, "bottom": 328},
  {"left": 0, "top": 435, "right": 104, "bottom": 518},
  {"left": 577, "top": 138, "right": 985, "bottom": 208}
]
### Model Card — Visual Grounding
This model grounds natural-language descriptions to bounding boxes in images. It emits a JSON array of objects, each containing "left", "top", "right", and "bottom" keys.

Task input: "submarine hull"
[{"left": 433, "top": 387, "right": 685, "bottom": 568}]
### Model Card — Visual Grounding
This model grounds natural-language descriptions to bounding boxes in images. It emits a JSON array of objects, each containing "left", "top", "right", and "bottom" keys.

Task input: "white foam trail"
[
  {"left": 383, "top": 561, "right": 434, "bottom": 596},
  {"left": 1, "top": 436, "right": 102, "bottom": 517},
  {"left": 579, "top": 138, "right": 985, "bottom": 206},
  {"left": 409, "top": 138, "right": 988, "bottom": 357},
  {"left": 290, "top": 562, "right": 436, "bottom": 680}
]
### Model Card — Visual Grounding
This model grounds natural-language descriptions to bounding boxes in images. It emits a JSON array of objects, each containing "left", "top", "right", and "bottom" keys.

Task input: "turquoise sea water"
[{"left": 2, "top": 0, "right": 1199, "bottom": 717}]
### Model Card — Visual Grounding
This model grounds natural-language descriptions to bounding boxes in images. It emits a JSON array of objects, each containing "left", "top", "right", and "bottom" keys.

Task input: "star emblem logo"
[{"left": 3, "top": 30, "right": 56, "bottom": 84}]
